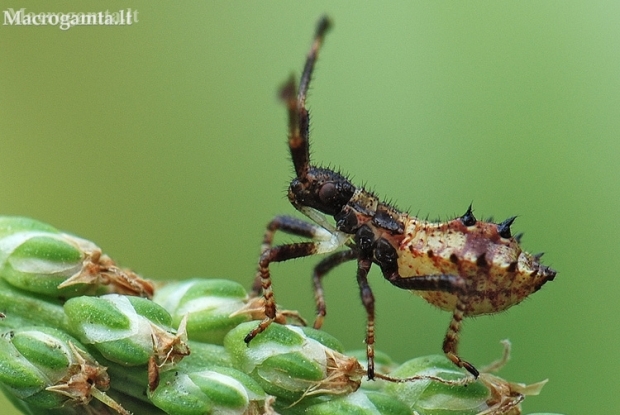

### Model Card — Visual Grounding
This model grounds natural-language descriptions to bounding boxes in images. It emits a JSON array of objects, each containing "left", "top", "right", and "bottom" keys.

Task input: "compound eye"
[{"left": 318, "top": 182, "right": 337, "bottom": 204}]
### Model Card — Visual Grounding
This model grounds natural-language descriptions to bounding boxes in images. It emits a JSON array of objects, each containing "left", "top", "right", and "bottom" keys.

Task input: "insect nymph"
[{"left": 245, "top": 16, "right": 556, "bottom": 380}]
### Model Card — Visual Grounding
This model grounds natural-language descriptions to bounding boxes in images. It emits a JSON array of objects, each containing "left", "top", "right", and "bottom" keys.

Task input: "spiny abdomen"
[{"left": 394, "top": 215, "right": 556, "bottom": 316}]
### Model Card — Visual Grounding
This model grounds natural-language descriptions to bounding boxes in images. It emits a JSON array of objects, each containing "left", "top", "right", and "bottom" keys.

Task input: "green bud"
[
  {"left": 0, "top": 216, "right": 59, "bottom": 237},
  {"left": 382, "top": 355, "right": 487, "bottom": 415},
  {"left": 96, "top": 342, "right": 233, "bottom": 412},
  {"left": 0, "top": 383, "right": 81, "bottom": 415},
  {"left": 64, "top": 294, "right": 188, "bottom": 367},
  {"left": 0, "top": 326, "right": 126, "bottom": 412},
  {"left": 382, "top": 354, "right": 548, "bottom": 415},
  {"left": 153, "top": 279, "right": 250, "bottom": 344},
  {"left": 298, "top": 390, "right": 412, "bottom": 415},
  {"left": 148, "top": 366, "right": 266, "bottom": 415},
  {"left": 224, "top": 322, "right": 363, "bottom": 403},
  {"left": 0, "top": 279, "right": 68, "bottom": 332},
  {"left": 0, "top": 216, "right": 153, "bottom": 298},
  {"left": 178, "top": 342, "right": 233, "bottom": 371}
]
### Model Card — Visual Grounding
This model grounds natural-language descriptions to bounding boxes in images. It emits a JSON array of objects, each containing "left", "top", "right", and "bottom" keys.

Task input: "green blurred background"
[{"left": 2, "top": 1, "right": 619, "bottom": 413}]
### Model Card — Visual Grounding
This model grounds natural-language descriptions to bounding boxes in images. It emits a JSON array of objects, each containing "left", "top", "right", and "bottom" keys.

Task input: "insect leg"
[
  {"left": 355, "top": 257, "right": 377, "bottom": 379},
  {"left": 442, "top": 293, "right": 478, "bottom": 377},
  {"left": 245, "top": 216, "right": 347, "bottom": 344},
  {"left": 312, "top": 249, "right": 357, "bottom": 329},
  {"left": 384, "top": 273, "right": 479, "bottom": 378},
  {"left": 244, "top": 241, "right": 320, "bottom": 344},
  {"left": 251, "top": 215, "right": 328, "bottom": 295}
]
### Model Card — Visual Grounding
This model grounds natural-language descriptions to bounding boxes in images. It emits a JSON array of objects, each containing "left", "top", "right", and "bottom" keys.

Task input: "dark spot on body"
[{"left": 372, "top": 207, "right": 405, "bottom": 234}]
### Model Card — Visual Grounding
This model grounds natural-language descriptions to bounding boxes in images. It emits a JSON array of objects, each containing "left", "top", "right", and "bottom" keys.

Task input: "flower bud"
[
  {"left": 300, "top": 390, "right": 412, "bottom": 415},
  {"left": 224, "top": 322, "right": 364, "bottom": 403},
  {"left": 382, "top": 354, "right": 548, "bottom": 415},
  {"left": 382, "top": 355, "right": 487, "bottom": 414},
  {"left": 64, "top": 294, "right": 188, "bottom": 367},
  {"left": 148, "top": 366, "right": 266, "bottom": 415},
  {"left": 153, "top": 279, "right": 250, "bottom": 344},
  {"left": 0, "top": 326, "right": 127, "bottom": 413},
  {"left": 0, "top": 216, "right": 153, "bottom": 298}
]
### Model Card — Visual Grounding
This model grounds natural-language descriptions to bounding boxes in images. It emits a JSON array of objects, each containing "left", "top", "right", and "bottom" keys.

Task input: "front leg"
[
  {"left": 244, "top": 241, "right": 319, "bottom": 344},
  {"left": 250, "top": 215, "right": 328, "bottom": 296},
  {"left": 245, "top": 215, "right": 348, "bottom": 344}
]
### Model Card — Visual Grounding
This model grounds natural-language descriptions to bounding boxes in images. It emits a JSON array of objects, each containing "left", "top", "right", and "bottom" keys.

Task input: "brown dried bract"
[
  {"left": 291, "top": 348, "right": 364, "bottom": 406},
  {"left": 46, "top": 342, "right": 130, "bottom": 415},
  {"left": 147, "top": 355, "right": 160, "bottom": 393},
  {"left": 146, "top": 315, "right": 190, "bottom": 394},
  {"left": 478, "top": 373, "right": 547, "bottom": 415},
  {"left": 150, "top": 314, "right": 190, "bottom": 368},
  {"left": 58, "top": 243, "right": 154, "bottom": 298}
]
